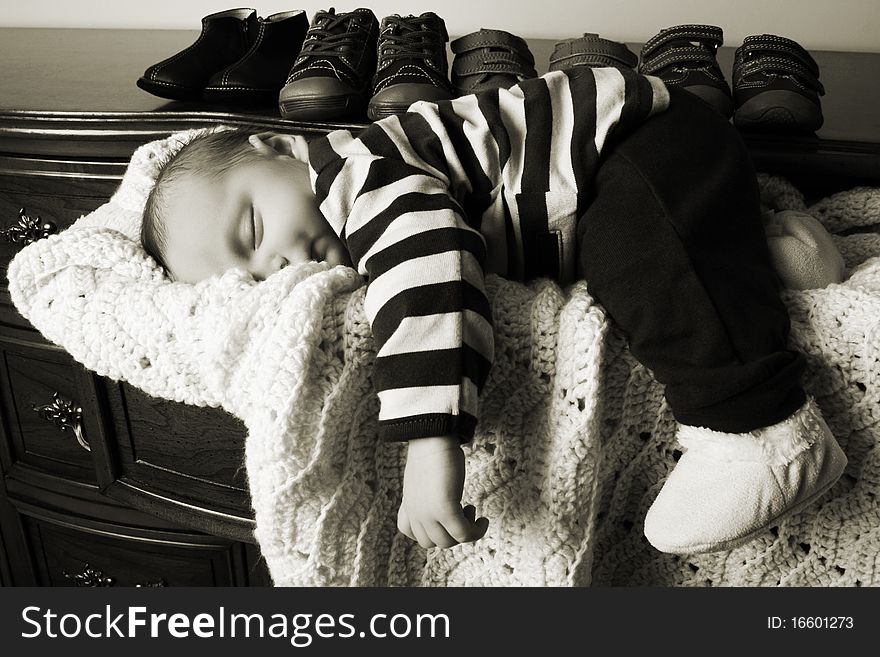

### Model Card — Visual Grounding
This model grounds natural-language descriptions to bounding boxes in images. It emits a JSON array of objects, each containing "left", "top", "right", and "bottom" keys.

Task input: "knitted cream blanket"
[{"left": 7, "top": 130, "right": 880, "bottom": 586}]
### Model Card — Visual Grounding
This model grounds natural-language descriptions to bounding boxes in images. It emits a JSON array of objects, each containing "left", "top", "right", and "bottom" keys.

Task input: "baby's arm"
[{"left": 309, "top": 133, "right": 493, "bottom": 549}]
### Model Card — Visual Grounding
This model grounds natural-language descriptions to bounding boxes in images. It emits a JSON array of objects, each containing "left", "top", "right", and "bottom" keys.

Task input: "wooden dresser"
[{"left": 0, "top": 27, "right": 878, "bottom": 587}]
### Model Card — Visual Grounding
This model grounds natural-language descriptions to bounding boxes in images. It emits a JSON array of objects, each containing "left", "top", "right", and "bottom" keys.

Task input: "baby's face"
[{"left": 161, "top": 146, "right": 350, "bottom": 283}]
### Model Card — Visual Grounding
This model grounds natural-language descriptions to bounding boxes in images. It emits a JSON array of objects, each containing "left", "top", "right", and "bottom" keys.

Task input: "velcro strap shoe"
[
  {"left": 644, "top": 397, "right": 847, "bottom": 554},
  {"left": 279, "top": 8, "right": 380, "bottom": 121},
  {"left": 203, "top": 10, "right": 309, "bottom": 106},
  {"left": 638, "top": 24, "right": 733, "bottom": 118},
  {"left": 733, "top": 34, "right": 826, "bottom": 132},
  {"left": 137, "top": 8, "right": 258, "bottom": 101},
  {"left": 367, "top": 12, "right": 454, "bottom": 121},
  {"left": 549, "top": 33, "right": 637, "bottom": 71},
  {"left": 451, "top": 28, "right": 537, "bottom": 95}
]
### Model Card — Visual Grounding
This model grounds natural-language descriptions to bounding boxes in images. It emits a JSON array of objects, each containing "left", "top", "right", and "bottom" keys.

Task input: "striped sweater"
[{"left": 307, "top": 67, "right": 669, "bottom": 442}]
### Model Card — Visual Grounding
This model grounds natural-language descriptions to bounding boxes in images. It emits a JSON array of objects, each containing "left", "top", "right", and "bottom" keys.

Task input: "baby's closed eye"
[{"left": 250, "top": 206, "right": 260, "bottom": 250}]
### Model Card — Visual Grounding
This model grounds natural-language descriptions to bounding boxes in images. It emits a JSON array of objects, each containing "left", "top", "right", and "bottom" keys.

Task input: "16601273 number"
[{"left": 792, "top": 617, "right": 854, "bottom": 629}]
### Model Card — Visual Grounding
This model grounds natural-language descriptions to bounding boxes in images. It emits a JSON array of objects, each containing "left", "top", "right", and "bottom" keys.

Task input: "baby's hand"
[{"left": 398, "top": 435, "right": 489, "bottom": 549}]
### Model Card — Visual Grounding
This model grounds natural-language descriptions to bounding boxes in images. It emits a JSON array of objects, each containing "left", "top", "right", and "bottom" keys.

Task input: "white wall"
[{"left": 1, "top": 0, "right": 878, "bottom": 53}]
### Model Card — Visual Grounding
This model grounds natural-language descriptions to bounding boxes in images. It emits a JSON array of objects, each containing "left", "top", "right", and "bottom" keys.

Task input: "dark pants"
[{"left": 577, "top": 87, "right": 806, "bottom": 433}]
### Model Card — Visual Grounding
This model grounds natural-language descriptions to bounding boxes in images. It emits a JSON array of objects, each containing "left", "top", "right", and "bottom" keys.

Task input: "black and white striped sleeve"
[{"left": 309, "top": 127, "right": 493, "bottom": 443}]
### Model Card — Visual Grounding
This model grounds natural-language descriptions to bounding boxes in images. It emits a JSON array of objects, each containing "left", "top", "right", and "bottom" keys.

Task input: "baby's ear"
[{"left": 248, "top": 132, "right": 309, "bottom": 161}]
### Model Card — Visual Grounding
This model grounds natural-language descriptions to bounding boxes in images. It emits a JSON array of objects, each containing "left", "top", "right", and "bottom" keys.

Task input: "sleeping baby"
[{"left": 140, "top": 67, "right": 847, "bottom": 556}]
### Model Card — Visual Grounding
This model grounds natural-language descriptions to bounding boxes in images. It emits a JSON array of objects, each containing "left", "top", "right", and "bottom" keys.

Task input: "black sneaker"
[
  {"left": 638, "top": 24, "right": 733, "bottom": 118},
  {"left": 279, "top": 8, "right": 379, "bottom": 121},
  {"left": 367, "top": 12, "right": 454, "bottom": 121},
  {"left": 733, "top": 34, "right": 825, "bottom": 132},
  {"left": 450, "top": 28, "right": 537, "bottom": 96},
  {"left": 549, "top": 33, "right": 638, "bottom": 71}
]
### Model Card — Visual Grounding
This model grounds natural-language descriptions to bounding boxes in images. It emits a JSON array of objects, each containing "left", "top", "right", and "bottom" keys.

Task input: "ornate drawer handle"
[
  {"left": 31, "top": 391, "right": 90, "bottom": 452},
  {"left": 63, "top": 563, "right": 114, "bottom": 587},
  {"left": 1, "top": 208, "right": 58, "bottom": 245},
  {"left": 62, "top": 563, "right": 167, "bottom": 587}
]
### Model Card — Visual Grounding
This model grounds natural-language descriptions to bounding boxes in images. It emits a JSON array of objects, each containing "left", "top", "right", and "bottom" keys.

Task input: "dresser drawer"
[
  {"left": 0, "top": 162, "right": 121, "bottom": 284},
  {"left": 94, "top": 380, "right": 254, "bottom": 539},
  {"left": 0, "top": 332, "right": 100, "bottom": 486},
  {"left": 20, "top": 508, "right": 251, "bottom": 586}
]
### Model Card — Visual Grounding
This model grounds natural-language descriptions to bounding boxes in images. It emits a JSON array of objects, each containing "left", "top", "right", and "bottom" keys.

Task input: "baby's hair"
[{"left": 141, "top": 128, "right": 262, "bottom": 280}]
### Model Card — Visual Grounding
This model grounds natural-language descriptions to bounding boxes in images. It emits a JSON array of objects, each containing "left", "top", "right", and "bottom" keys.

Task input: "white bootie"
[{"left": 644, "top": 398, "right": 847, "bottom": 554}]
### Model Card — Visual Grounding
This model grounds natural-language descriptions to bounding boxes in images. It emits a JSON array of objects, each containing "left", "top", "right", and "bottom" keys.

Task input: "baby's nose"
[
  {"left": 251, "top": 255, "right": 288, "bottom": 281},
  {"left": 283, "top": 240, "right": 315, "bottom": 266},
  {"left": 271, "top": 255, "right": 289, "bottom": 272}
]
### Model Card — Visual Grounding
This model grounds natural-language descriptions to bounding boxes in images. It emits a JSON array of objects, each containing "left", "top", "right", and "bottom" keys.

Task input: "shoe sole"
[
  {"left": 367, "top": 101, "right": 414, "bottom": 121},
  {"left": 649, "top": 441, "right": 847, "bottom": 555},
  {"left": 136, "top": 77, "right": 202, "bottom": 101},
  {"left": 368, "top": 84, "right": 454, "bottom": 121},
  {"left": 279, "top": 94, "right": 363, "bottom": 121},
  {"left": 734, "top": 89, "right": 823, "bottom": 132}
]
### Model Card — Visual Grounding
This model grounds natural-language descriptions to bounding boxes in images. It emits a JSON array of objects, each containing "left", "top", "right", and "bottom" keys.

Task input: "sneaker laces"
[
  {"left": 379, "top": 14, "right": 445, "bottom": 61},
  {"left": 300, "top": 9, "right": 364, "bottom": 57}
]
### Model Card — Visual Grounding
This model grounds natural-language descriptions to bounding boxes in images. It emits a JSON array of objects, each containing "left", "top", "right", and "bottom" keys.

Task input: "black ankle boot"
[
  {"left": 137, "top": 8, "right": 258, "bottom": 101},
  {"left": 203, "top": 10, "right": 310, "bottom": 106}
]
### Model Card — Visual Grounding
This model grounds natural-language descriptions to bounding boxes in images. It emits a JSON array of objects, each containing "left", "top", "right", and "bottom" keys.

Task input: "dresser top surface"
[
  {"left": 0, "top": 26, "right": 879, "bottom": 186},
  {"left": 1, "top": 27, "right": 878, "bottom": 142}
]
